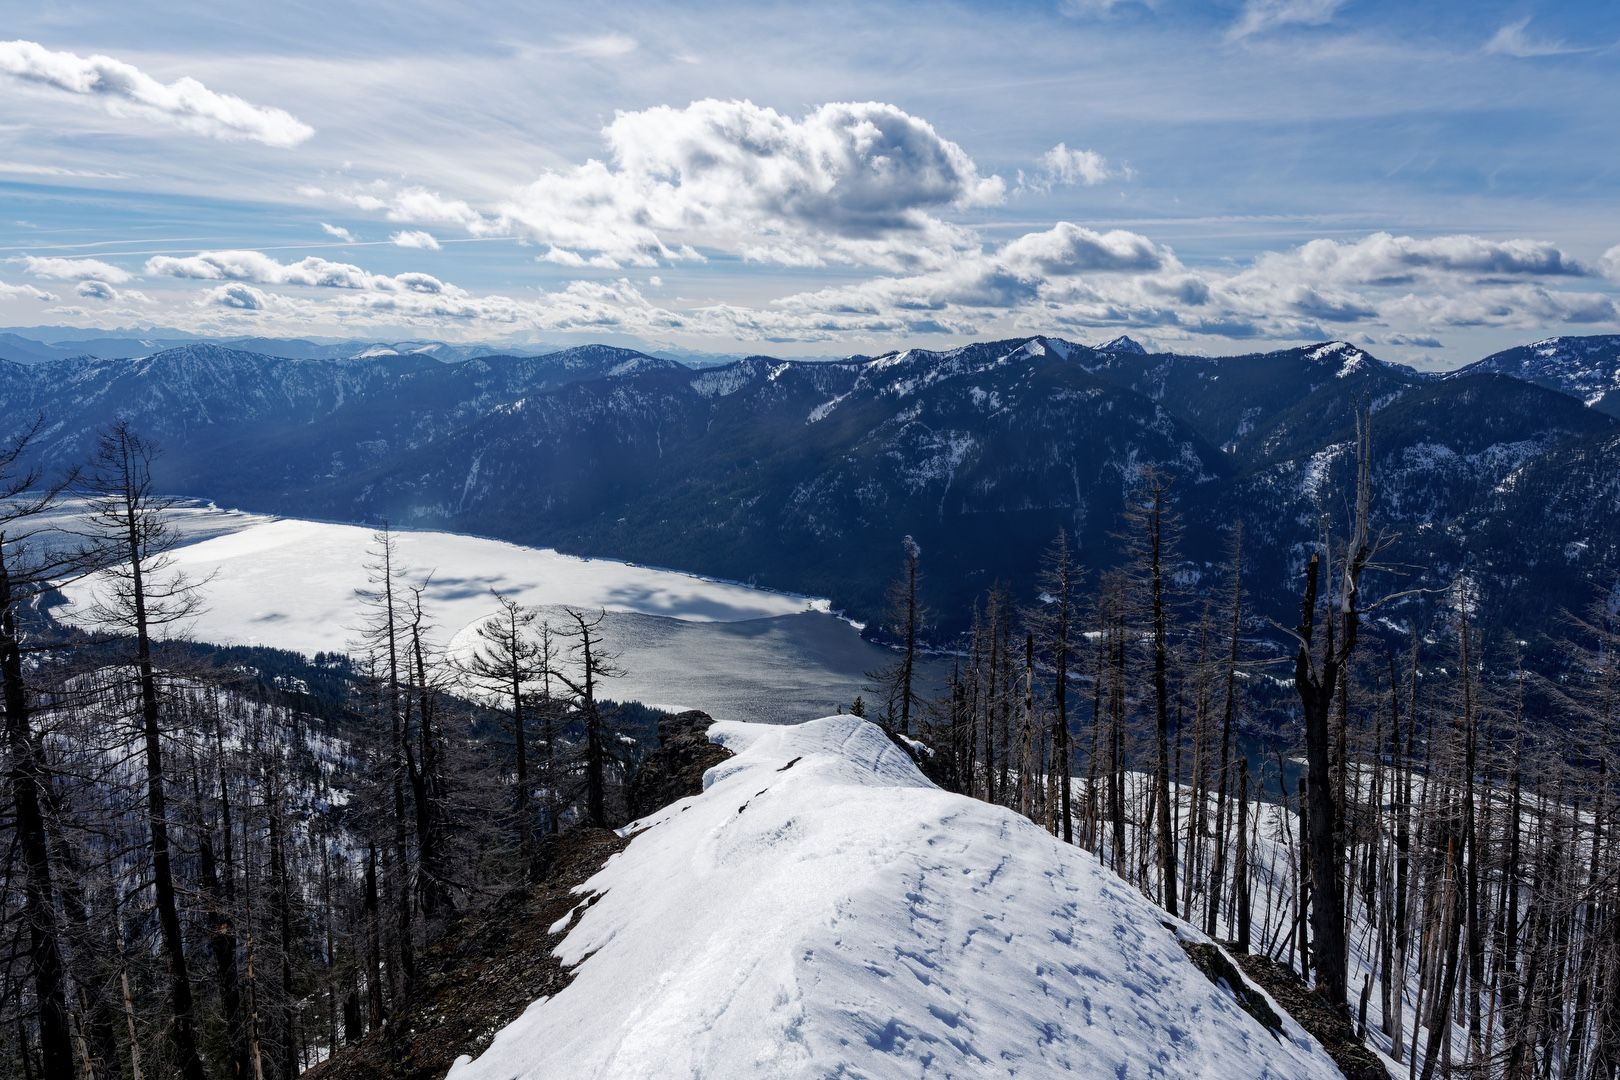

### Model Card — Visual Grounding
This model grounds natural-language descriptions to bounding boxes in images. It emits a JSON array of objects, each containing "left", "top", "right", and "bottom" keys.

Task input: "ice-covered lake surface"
[{"left": 54, "top": 500, "right": 940, "bottom": 723}]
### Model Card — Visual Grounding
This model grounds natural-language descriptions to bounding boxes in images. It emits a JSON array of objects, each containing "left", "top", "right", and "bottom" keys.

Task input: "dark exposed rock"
[
  {"left": 1231, "top": 949, "right": 1389, "bottom": 1080},
  {"left": 625, "top": 709, "right": 730, "bottom": 820},
  {"left": 1178, "top": 939, "right": 1284, "bottom": 1041},
  {"left": 882, "top": 725, "right": 958, "bottom": 790}
]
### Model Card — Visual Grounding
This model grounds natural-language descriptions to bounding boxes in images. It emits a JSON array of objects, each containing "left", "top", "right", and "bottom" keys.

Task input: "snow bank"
[{"left": 446, "top": 715, "right": 1343, "bottom": 1079}]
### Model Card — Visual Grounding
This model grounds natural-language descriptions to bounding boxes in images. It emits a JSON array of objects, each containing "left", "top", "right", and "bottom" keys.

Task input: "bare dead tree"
[
  {"left": 0, "top": 418, "right": 83, "bottom": 1079},
  {"left": 1031, "top": 530, "right": 1079, "bottom": 843},
  {"left": 867, "top": 537, "right": 927, "bottom": 736},
  {"left": 552, "top": 609, "right": 625, "bottom": 828},
  {"left": 459, "top": 591, "right": 546, "bottom": 872},
  {"left": 79, "top": 421, "right": 210, "bottom": 1080}
]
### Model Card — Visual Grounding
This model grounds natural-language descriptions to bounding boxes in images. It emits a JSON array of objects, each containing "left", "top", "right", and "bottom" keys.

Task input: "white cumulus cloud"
[
  {"left": 1001, "top": 223, "right": 1168, "bottom": 275},
  {"left": 306, "top": 100, "right": 1005, "bottom": 273},
  {"left": 0, "top": 40, "right": 314, "bottom": 147},
  {"left": 391, "top": 229, "right": 441, "bottom": 250},
  {"left": 314, "top": 185, "right": 489, "bottom": 231},
  {"left": 75, "top": 279, "right": 118, "bottom": 301},
  {"left": 1601, "top": 244, "right": 1620, "bottom": 282},
  {"left": 0, "top": 278, "right": 57, "bottom": 302},
  {"left": 321, "top": 223, "right": 357, "bottom": 243},
  {"left": 15, "top": 255, "right": 132, "bottom": 283},
  {"left": 1259, "top": 232, "right": 1588, "bottom": 285},
  {"left": 1019, "top": 144, "right": 1124, "bottom": 193},
  {"left": 204, "top": 283, "right": 269, "bottom": 310},
  {"left": 492, "top": 99, "right": 1004, "bottom": 271},
  {"left": 147, "top": 249, "right": 447, "bottom": 294}
]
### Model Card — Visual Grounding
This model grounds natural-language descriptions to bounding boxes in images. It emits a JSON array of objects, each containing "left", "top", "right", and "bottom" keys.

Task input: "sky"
[{"left": 1, "top": 0, "right": 1618, "bottom": 368}]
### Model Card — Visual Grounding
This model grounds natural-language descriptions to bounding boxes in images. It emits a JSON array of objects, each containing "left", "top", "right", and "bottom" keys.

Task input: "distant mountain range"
[
  {"left": 0, "top": 329, "right": 560, "bottom": 366},
  {"left": 4, "top": 331, "right": 1618, "bottom": 652},
  {"left": 0, "top": 329, "right": 795, "bottom": 369}
]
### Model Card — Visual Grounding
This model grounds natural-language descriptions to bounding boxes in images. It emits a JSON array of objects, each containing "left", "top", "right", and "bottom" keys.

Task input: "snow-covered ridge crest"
[{"left": 447, "top": 715, "right": 1342, "bottom": 1079}]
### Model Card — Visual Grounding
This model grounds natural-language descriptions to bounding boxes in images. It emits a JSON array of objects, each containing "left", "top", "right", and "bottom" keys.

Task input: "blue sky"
[{"left": 2, "top": 0, "right": 1618, "bottom": 366}]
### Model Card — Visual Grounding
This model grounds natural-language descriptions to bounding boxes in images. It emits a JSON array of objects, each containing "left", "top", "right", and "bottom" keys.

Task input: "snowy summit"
[{"left": 446, "top": 715, "right": 1342, "bottom": 1079}]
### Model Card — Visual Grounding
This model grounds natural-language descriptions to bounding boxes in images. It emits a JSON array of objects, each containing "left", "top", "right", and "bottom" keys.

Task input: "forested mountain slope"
[{"left": 4, "top": 333, "right": 1617, "bottom": 646}]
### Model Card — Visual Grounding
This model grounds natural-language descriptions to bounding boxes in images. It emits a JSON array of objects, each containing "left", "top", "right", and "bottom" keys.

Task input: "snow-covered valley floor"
[{"left": 446, "top": 716, "right": 1344, "bottom": 1079}]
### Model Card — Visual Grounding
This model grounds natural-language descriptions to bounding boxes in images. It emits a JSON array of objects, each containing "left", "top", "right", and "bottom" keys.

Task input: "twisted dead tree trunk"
[{"left": 1290, "top": 411, "right": 1381, "bottom": 1012}]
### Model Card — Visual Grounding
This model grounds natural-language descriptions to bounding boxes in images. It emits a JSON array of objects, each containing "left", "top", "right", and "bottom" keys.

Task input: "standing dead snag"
[
  {"left": 352, "top": 524, "right": 418, "bottom": 995},
  {"left": 460, "top": 591, "right": 547, "bottom": 873},
  {"left": 0, "top": 419, "right": 81, "bottom": 1080},
  {"left": 553, "top": 608, "right": 625, "bottom": 828},
  {"left": 81, "top": 421, "right": 211, "bottom": 1080},
  {"left": 406, "top": 584, "right": 454, "bottom": 918},
  {"left": 867, "top": 537, "right": 927, "bottom": 737},
  {"left": 1206, "top": 528, "right": 1244, "bottom": 939},
  {"left": 1032, "top": 530, "right": 1078, "bottom": 843},
  {"left": 1288, "top": 410, "right": 1385, "bottom": 1012},
  {"left": 1121, "top": 469, "right": 1181, "bottom": 915}
]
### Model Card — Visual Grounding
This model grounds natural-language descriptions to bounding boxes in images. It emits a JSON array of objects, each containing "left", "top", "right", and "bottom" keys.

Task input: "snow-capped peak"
[
  {"left": 446, "top": 715, "right": 1344, "bottom": 1080},
  {"left": 1097, "top": 334, "right": 1147, "bottom": 355}
]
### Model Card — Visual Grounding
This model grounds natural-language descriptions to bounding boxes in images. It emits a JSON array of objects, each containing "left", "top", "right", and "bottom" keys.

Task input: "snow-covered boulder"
[{"left": 447, "top": 715, "right": 1344, "bottom": 1079}]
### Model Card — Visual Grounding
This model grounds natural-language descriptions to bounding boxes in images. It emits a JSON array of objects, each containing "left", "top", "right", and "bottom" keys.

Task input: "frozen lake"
[{"left": 55, "top": 501, "right": 941, "bottom": 723}]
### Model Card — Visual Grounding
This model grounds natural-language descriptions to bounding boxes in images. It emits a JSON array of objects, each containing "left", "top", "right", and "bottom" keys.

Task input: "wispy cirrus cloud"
[
  {"left": 320, "top": 223, "right": 358, "bottom": 243},
  {"left": 1059, "top": 0, "right": 1157, "bottom": 16},
  {"left": 550, "top": 33, "right": 639, "bottom": 58},
  {"left": 0, "top": 161, "right": 128, "bottom": 179},
  {"left": 1228, "top": 0, "right": 1349, "bottom": 41},
  {"left": 0, "top": 40, "right": 313, "bottom": 146},
  {"left": 1483, "top": 18, "right": 1582, "bottom": 58}
]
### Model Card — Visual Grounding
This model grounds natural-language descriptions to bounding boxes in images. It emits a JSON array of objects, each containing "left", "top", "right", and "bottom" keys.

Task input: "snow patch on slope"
[
  {"left": 1308, "top": 341, "right": 1372, "bottom": 379},
  {"left": 446, "top": 715, "right": 1343, "bottom": 1079}
]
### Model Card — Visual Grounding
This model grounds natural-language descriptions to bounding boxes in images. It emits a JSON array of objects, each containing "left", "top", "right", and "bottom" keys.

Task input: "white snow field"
[
  {"left": 445, "top": 715, "right": 1344, "bottom": 1080},
  {"left": 58, "top": 514, "right": 826, "bottom": 656},
  {"left": 53, "top": 506, "right": 931, "bottom": 721}
]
